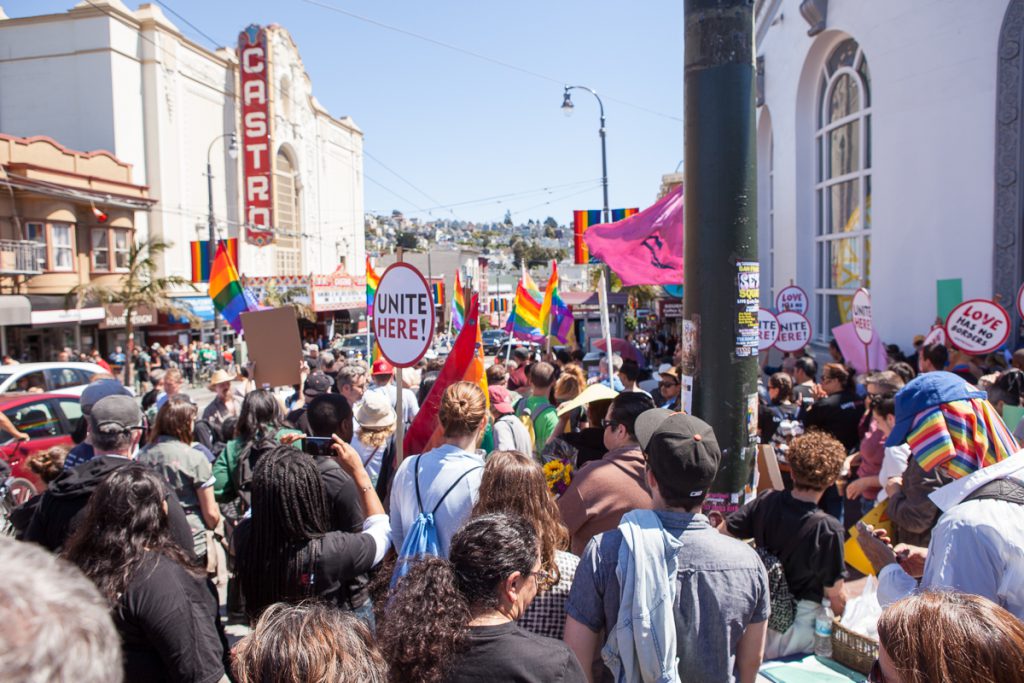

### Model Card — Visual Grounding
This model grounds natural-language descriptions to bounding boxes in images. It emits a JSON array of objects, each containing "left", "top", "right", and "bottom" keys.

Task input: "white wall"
[{"left": 758, "top": 0, "right": 1010, "bottom": 351}]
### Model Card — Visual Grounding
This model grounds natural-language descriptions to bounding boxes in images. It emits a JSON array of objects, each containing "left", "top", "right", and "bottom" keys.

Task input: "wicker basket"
[{"left": 831, "top": 616, "right": 878, "bottom": 674}]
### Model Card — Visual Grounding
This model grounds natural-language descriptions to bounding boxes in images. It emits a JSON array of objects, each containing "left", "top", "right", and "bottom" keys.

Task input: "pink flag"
[
  {"left": 584, "top": 186, "right": 683, "bottom": 286},
  {"left": 832, "top": 322, "right": 888, "bottom": 374}
]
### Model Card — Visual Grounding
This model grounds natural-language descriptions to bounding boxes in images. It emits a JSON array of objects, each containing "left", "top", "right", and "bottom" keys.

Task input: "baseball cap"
[
  {"left": 634, "top": 408, "right": 721, "bottom": 502},
  {"left": 303, "top": 372, "right": 333, "bottom": 398},
  {"left": 88, "top": 395, "right": 143, "bottom": 435},
  {"left": 81, "top": 379, "right": 133, "bottom": 415},
  {"left": 488, "top": 386, "right": 515, "bottom": 415},
  {"left": 371, "top": 358, "right": 394, "bottom": 375},
  {"left": 885, "top": 371, "right": 986, "bottom": 447}
]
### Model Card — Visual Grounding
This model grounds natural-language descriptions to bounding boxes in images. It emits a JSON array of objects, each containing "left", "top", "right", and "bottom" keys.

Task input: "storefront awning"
[{"left": 0, "top": 295, "right": 31, "bottom": 325}]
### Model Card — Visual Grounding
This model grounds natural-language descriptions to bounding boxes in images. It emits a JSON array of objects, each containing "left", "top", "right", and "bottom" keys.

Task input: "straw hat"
[
  {"left": 555, "top": 383, "right": 619, "bottom": 417},
  {"left": 355, "top": 391, "right": 397, "bottom": 429},
  {"left": 207, "top": 369, "right": 237, "bottom": 389}
]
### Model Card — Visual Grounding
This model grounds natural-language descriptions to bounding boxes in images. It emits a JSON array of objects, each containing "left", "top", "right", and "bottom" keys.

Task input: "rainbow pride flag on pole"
[
  {"left": 209, "top": 242, "right": 256, "bottom": 334},
  {"left": 503, "top": 263, "right": 545, "bottom": 342},
  {"left": 366, "top": 256, "right": 380, "bottom": 310},
  {"left": 540, "top": 261, "right": 574, "bottom": 343},
  {"left": 451, "top": 271, "right": 466, "bottom": 331}
]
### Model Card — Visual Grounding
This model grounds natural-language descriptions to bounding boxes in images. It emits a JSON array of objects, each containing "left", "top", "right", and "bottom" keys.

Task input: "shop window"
[
  {"left": 24, "top": 221, "right": 75, "bottom": 272},
  {"left": 814, "top": 38, "right": 871, "bottom": 341},
  {"left": 24, "top": 223, "right": 47, "bottom": 271},
  {"left": 91, "top": 228, "right": 131, "bottom": 272}
]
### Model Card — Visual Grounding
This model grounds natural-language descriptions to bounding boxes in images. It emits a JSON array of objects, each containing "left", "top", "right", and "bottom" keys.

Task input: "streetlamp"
[
  {"left": 206, "top": 132, "right": 239, "bottom": 361},
  {"left": 561, "top": 85, "right": 610, "bottom": 223}
]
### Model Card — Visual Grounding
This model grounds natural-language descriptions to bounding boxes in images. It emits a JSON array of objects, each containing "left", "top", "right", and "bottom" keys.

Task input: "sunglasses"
[{"left": 601, "top": 419, "right": 619, "bottom": 429}]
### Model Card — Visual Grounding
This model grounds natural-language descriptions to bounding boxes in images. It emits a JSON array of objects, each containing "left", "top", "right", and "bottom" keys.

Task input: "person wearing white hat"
[
  {"left": 351, "top": 391, "right": 397, "bottom": 485},
  {"left": 202, "top": 368, "right": 240, "bottom": 432}
]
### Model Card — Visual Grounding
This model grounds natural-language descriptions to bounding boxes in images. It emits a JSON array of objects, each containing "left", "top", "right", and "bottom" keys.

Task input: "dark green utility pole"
[{"left": 681, "top": 0, "right": 759, "bottom": 509}]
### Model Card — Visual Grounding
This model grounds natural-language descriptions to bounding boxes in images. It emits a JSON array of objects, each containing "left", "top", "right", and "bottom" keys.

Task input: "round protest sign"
[
  {"left": 923, "top": 325, "right": 946, "bottom": 347},
  {"left": 758, "top": 308, "right": 779, "bottom": 351},
  {"left": 1017, "top": 282, "right": 1024, "bottom": 319},
  {"left": 775, "top": 285, "right": 809, "bottom": 315},
  {"left": 851, "top": 288, "right": 874, "bottom": 344},
  {"left": 944, "top": 299, "right": 1010, "bottom": 355},
  {"left": 774, "top": 310, "right": 812, "bottom": 353},
  {"left": 372, "top": 262, "right": 435, "bottom": 367}
]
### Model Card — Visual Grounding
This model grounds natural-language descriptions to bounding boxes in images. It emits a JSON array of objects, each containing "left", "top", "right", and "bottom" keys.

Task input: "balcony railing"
[{"left": 0, "top": 240, "right": 46, "bottom": 275}]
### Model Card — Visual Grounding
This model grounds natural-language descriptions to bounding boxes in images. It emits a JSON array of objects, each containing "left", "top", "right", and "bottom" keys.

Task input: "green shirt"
[
  {"left": 523, "top": 395, "right": 558, "bottom": 453},
  {"left": 212, "top": 426, "right": 301, "bottom": 503}
]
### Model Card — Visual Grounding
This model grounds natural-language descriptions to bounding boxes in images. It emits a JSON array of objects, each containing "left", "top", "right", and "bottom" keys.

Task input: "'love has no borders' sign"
[
  {"left": 944, "top": 299, "right": 1010, "bottom": 355},
  {"left": 775, "top": 285, "right": 808, "bottom": 315},
  {"left": 774, "top": 310, "right": 812, "bottom": 353},
  {"left": 372, "top": 262, "right": 435, "bottom": 367},
  {"left": 758, "top": 308, "right": 779, "bottom": 351}
]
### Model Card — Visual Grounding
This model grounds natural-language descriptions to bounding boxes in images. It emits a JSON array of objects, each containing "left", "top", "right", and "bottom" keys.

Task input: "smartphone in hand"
[{"left": 303, "top": 436, "right": 334, "bottom": 456}]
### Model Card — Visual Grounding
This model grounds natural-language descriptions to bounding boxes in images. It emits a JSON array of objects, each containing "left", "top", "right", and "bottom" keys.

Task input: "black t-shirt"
[
  {"left": 800, "top": 390, "right": 862, "bottom": 451},
  {"left": 726, "top": 490, "right": 846, "bottom": 603},
  {"left": 315, "top": 455, "right": 370, "bottom": 606},
  {"left": 115, "top": 552, "right": 226, "bottom": 683},
  {"left": 445, "top": 622, "right": 587, "bottom": 683},
  {"left": 286, "top": 407, "right": 312, "bottom": 435}
]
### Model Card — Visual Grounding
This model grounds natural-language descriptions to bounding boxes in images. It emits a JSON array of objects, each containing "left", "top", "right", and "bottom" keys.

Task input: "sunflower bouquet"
[{"left": 543, "top": 458, "right": 574, "bottom": 497}]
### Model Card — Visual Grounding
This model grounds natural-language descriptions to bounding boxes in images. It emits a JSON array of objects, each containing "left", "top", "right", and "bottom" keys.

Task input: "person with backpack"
[
  {"left": 723, "top": 430, "right": 848, "bottom": 658},
  {"left": 389, "top": 381, "right": 487, "bottom": 579},
  {"left": 515, "top": 361, "right": 559, "bottom": 454},
  {"left": 489, "top": 385, "right": 532, "bottom": 455},
  {"left": 212, "top": 389, "right": 302, "bottom": 508}
]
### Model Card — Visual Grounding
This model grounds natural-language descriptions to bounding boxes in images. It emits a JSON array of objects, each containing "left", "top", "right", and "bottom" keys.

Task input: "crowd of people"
[{"left": 0, "top": 332, "right": 1023, "bottom": 683}]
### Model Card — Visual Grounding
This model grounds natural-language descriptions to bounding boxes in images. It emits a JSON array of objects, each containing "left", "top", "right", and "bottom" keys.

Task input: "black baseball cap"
[
  {"left": 634, "top": 408, "right": 721, "bottom": 502},
  {"left": 303, "top": 372, "right": 333, "bottom": 398}
]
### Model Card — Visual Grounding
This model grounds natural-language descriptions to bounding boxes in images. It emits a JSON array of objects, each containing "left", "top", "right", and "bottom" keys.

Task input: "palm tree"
[
  {"left": 69, "top": 237, "right": 196, "bottom": 387},
  {"left": 261, "top": 280, "right": 315, "bottom": 322}
]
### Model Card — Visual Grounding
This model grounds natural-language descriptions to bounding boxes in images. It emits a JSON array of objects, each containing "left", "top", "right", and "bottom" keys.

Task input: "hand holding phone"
[{"left": 303, "top": 436, "right": 334, "bottom": 456}]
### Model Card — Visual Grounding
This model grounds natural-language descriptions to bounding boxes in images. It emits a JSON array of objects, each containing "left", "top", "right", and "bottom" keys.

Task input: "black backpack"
[{"left": 232, "top": 433, "right": 279, "bottom": 511}]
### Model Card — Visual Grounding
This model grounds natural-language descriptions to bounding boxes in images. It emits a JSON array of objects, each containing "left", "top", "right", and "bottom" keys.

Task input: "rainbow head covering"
[{"left": 888, "top": 371, "right": 1018, "bottom": 479}]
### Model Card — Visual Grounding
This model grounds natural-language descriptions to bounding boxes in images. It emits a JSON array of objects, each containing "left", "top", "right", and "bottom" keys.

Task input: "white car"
[{"left": 0, "top": 362, "right": 109, "bottom": 396}]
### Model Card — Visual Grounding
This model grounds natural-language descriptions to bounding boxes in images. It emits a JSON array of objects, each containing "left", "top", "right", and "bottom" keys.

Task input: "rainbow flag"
[
  {"left": 540, "top": 261, "right": 574, "bottom": 343},
  {"left": 405, "top": 294, "right": 487, "bottom": 457},
  {"left": 452, "top": 271, "right": 466, "bottom": 331},
  {"left": 573, "top": 209, "right": 602, "bottom": 264},
  {"left": 430, "top": 278, "right": 445, "bottom": 309},
  {"left": 366, "top": 257, "right": 380, "bottom": 310},
  {"left": 190, "top": 239, "right": 238, "bottom": 283},
  {"left": 504, "top": 264, "right": 546, "bottom": 342},
  {"left": 612, "top": 207, "right": 640, "bottom": 222},
  {"left": 209, "top": 242, "right": 256, "bottom": 334}
]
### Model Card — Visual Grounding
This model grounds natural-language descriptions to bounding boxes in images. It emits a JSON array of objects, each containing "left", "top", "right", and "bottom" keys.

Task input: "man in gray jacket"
[{"left": 489, "top": 385, "right": 531, "bottom": 454}]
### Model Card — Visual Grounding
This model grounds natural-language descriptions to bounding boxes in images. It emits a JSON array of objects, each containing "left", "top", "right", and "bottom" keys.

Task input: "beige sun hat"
[
  {"left": 355, "top": 390, "right": 397, "bottom": 429},
  {"left": 206, "top": 369, "right": 237, "bottom": 389},
  {"left": 555, "top": 382, "right": 619, "bottom": 417}
]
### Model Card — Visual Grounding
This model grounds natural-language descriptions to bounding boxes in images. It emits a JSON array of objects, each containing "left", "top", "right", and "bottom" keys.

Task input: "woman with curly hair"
[
  {"left": 233, "top": 602, "right": 388, "bottom": 683},
  {"left": 377, "top": 512, "right": 585, "bottom": 683},
  {"left": 471, "top": 450, "right": 579, "bottom": 639},
  {"left": 63, "top": 464, "right": 228, "bottom": 682},
  {"left": 872, "top": 591, "right": 1024, "bottom": 683},
  {"left": 723, "top": 431, "right": 849, "bottom": 659}
]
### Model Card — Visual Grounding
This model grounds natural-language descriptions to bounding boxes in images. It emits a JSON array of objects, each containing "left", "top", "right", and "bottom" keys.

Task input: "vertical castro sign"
[
  {"left": 238, "top": 25, "right": 275, "bottom": 247},
  {"left": 373, "top": 263, "right": 436, "bottom": 367}
]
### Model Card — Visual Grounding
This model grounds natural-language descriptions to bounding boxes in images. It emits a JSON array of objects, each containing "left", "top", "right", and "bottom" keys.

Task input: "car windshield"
[{"left": 342, "top": 335, "right": 370, "bottom": 347}]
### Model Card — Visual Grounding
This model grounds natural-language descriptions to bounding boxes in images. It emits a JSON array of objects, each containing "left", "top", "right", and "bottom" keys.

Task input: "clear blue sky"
[{"left": 5, "top": 0, "right": 685, "bottom": 225}]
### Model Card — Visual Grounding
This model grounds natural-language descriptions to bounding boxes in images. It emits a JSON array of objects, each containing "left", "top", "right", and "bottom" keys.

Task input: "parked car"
[
  {"left": 482, "top": 329, "right": 509, "bottom": 355},
  {"left": 335, "top": 333, "right": 375, "bottom": 359},
  {"left": 0, "top": 392, "right": 83, "bottom": 503},
  {"left": 0, "top": 362, "right": 107, "bottom": 396}
]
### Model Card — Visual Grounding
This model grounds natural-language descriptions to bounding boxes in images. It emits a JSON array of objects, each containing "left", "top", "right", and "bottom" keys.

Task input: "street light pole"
[
  {"left": 206, "top": 132, "right": 239, "bottom": 365},
  {"left": 562, "top": 85, "right": 610, "bottom": 224}
]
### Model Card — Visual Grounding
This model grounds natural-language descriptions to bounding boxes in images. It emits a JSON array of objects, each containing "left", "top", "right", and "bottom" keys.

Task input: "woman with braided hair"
[{"left": 233, "top": 440, "right": 390, "bottom": 623}]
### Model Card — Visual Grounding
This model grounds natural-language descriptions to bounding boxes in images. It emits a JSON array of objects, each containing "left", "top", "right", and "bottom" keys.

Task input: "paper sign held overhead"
[
  {"left": 240, "top": 307, "right": 303, "bottom": 388},
  {"left": 372, "top": 262, "right": 436, "bottom": 368},
  {"left": 775, "top": 285, "right": 808, "bottom": 315},
  {"left": 758, "top": 308, "right": 779, "bottom": 351},
  {"left": 944, "top": 299, "right": 1010, "bottom": 355},
  {"left": 774, "top": 310, "right": 812, "bottom": 353},
  {"left": 851, "top": 288, "right": 874, "bottom": 345}
]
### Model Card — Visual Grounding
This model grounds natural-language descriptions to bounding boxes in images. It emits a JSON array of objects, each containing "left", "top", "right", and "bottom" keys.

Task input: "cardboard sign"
[
  {"left": 240, "top": 307, "right": 302, "bottom": 388},
  {"left": 758, "top": 308, "right": 779, "bottom": 351},
  {"left": 851, "top": 288, "right": 874, "bottom": 344},
  {"left": 774, "top": 310, "right": 812, "bottom": 353},
  {"left": 372, "top": 262, "right": 435, "bottom": 367},
  {"left": 923, "top": 325, "right": 946, "bottom": 347},
  {"left": 775, "top": 285, "right": 808, "bottom": 314},
  {"left": 945, "top": 299, "right": 1010, "bottom": 355}
]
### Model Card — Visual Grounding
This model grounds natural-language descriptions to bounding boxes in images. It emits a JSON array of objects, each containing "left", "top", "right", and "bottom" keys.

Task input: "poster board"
[{"left": 240, "top": 307, "right": 303, "bottom": 389}]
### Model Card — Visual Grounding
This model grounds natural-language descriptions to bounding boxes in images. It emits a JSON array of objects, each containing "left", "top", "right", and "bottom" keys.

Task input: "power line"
[{"left": 151, "top": 0, "right": 222, "bottom": 49}]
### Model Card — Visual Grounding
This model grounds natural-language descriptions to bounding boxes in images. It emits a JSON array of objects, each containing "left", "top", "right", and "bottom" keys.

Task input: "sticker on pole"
[
  {"left": 372, "top": 262, "right": 435, "bottom": 367},
  {"left": 758, "top": 308, "right": 779, "bottom": 351},
  {"left": 944, "top": 299, "right": 1010, "bottom": 355},
  {"left": 851, "top": 288, "right": 874, "bottom": 344},
  {"left": 774, "top": 311, "right": 812, "bottom": 353},
  {"left": 775, "top": 285, "right": 808, "bottom": 315}
]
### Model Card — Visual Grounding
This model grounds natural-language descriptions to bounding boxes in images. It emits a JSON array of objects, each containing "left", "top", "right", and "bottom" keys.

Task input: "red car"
[{"left": 0, "top": 392, "right": 82, "bottom": 504}]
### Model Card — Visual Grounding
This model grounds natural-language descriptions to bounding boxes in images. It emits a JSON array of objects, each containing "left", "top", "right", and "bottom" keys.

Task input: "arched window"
[
  {"left": 815, "top": 38, "right": 871, "bottom": 340},
  {"left": 275, "top": 148, "right": 302, "bottom": 276}
]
